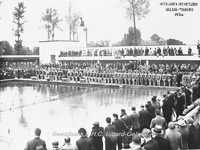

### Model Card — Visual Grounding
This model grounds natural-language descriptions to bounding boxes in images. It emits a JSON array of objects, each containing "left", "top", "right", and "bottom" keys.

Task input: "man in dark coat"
[
  {"left": 139, "top": 105, "right": 152, "bottom": 132},
  {"left": 176, "top": 91, "right": 185, "bottom": 118},
  {"left": 162, "top": 97, "right": 175, "bottom": 125},
  {"left": 152, "top": 125, "right": 172, "bottom": 150},
  {"left": 76, "top": 128, "right": 94, "bottom": 150},
  {"left": 146, "top": 101, "right": 156, "bottom": 118},
  {"left": 104, "top": 117, "right": 117, "bottom": 150},
  {"left": 130, "top": 107, "right": 140, "bottom": 134},
  {"left": 176, "top": 72, "right": 182, "bottom": 87},
  {"left": 24, "top": 128, "right": 47, "bottom": 150},
  {"left": 184, "top": 86, "right": 192, "bottom": 107},
  {"left": 186, "top": 118, "right": 197, "bottom": 149},
  {"left": 120, "top": 109, "right": 132, "bottom": 148},
  {"left": 112, "top": 113, "right": 125, "bottom": 150},
  {"left": 90, "top": 121, "right": 104, "bottom": 150}
]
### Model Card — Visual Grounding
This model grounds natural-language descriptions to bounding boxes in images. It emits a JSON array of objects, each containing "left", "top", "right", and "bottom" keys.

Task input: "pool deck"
[{"left": 0, "top": 78, "right": 180, "bottom": 91}]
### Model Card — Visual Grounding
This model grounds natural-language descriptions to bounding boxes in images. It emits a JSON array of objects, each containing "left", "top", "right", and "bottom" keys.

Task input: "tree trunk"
[
  {"left": 69, "top": 24, "right": 71, "bottom": 41},
  {"left": 17, "top": 18, "right": 20, "bottom": 54},
  {"left": 47, "top": 22, "right": 49, "bottom": 41},
  {"left": 52, "top": 26, "right": 54, "bottom": 41},
  {"left": 133, "top": 14, "right": 137, "bottom": 46}
]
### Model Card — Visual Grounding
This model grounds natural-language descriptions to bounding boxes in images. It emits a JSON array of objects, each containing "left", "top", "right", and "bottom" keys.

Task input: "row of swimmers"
[{"left": 34, "top": 69, "right": 199, "bottom": 87}]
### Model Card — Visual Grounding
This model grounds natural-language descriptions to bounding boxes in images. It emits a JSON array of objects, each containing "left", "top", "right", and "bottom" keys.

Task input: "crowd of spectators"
[
  {"left": 24, "top": 85, "right": 200, "bottom": 150},
  {"left": 59, "top": 46, "right": 194, "bottom": 57}
]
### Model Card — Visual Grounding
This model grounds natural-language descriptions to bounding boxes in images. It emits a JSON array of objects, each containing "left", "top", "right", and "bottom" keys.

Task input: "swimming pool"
[{"left": 0, "top": 81, "right": 177, "bottom": 149}]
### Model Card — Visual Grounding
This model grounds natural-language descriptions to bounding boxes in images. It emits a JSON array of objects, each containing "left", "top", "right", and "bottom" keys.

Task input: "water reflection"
[{"left": 0, "top": 82, "right": 171, "bottom": 149}]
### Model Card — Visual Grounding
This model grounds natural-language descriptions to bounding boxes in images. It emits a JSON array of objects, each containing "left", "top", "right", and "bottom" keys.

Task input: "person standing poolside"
[{"left": 24, "top": 128, "right": 47, "bottom": 150}]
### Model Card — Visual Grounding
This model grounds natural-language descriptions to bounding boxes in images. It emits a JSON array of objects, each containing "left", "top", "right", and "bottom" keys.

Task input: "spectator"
[
  {"left": 186, "top": 118, "right": 198, "bottom": 149},
  {"left": 188, "top": 47, "right": 192, "bottom": 56},
  {"left": 165, "top": 122, "right": 183, "bottom": 150},
  {"left": 112, "top": 113, "right": 125, "bottom": 150},
  {"left": 176, "top": 119, "right": 189, "bottom": 150},
  {"left": 76, "top": 128, "right": 94, "bottom": 150},
  {"left": 151, "top": 96, "right": 160, "bottom": 110},
  {"left": 129, "top": 135, "right": 142, "bottom": 150},
  {"left": 178, "top": 47, "right": 183, "bottom": 56},
  {"left": 152, "top": 125, "right": 172, "bottom": 150},
  {"left": 150, "top": 109, "right": 167, "bottom": 131},
  {"left": 145, "top": 47, "right": 149, "bottom": 56},
  {"left": 130, "top": 107, "right": 140, "bottom": 134},
  {"left": 120, "top": 109, "right": 132, "bottom": 148},
  {"left": 90, "top": 121, "right": 104, "bottom": 150},
  {"left": 176, "top": 91, "right": 185, "bottom": 118},
  {"left": 162, "top": 97, "right": 175, "bottom": 125},
  {"left": 52, "top": 141, "right": 59, "bottom": 150},
  {"left": 104, "top": 117, "right": 117, "bottom": 150},
  {"left": 139, "top": 105, "right": 152, "bottom": 132},
  {"left": 141, "top": 128, "right": 159, "bottom": 150},
  {"left": 60, "top": 137, "right": 78, "bottom": 150},
  {"left": 146, "top": 101, "right": 156, "bottom": 118},
  {"left": 24, "top": 128, "right": 47, "bottom": 150}
]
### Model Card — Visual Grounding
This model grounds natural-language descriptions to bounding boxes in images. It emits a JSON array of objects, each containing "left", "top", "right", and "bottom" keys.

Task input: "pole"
[{"left": 85, "top": 27, "right": 88, "bottom": 47}]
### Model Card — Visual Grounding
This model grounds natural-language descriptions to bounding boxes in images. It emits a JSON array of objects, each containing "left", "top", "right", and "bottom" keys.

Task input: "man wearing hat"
[
  {"left": 24, "top": 128, "right": 47, "bottom": 150},
  {"left": 176, "top": 119, "right": 189, "bottom": 150},
  {"left": 141, "top": 128, "right": 159, "bottom": 150},
  {"left": 90, "top": 121, "right": 104, "bottom": 150},
  {"left": 186, "top": 118, "right": 198, "bottom": 149},
  {"left": 165, "top": 122, "right": 183, "bottom": 150},
  {"left": 52, "top": 141, "right": 59, "bottom": 150},
  {"left": 152, "top": 125, "right": 172, "bottom": 150},
  {"left": 76, "top": 128, "right": 94, "bottom": 150}
]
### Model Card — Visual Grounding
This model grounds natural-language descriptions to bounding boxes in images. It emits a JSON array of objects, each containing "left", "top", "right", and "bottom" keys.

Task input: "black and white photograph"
[{"left": 0, "top": 0, "right": 200, "bottom": 150}]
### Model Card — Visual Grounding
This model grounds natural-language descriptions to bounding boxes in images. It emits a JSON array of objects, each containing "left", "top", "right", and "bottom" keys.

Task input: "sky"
[{"left": 0, "top": 0, "right": 200, "bottom": 48}]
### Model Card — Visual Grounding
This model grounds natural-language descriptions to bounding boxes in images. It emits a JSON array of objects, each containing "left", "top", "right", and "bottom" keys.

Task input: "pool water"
[{"left": 0, "top": 82, "right": 171, "bottom": 150}]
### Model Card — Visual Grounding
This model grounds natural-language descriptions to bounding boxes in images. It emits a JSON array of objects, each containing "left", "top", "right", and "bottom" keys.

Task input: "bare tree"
[
  {"left": 121, "top": 0, "right": 150, "bottom": 45},
  {"left": 65, "top": 2, "right": 80, "bottom": 41}
]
